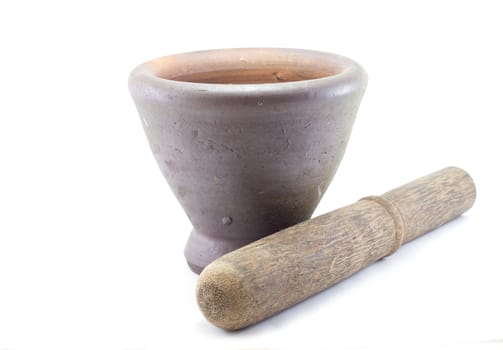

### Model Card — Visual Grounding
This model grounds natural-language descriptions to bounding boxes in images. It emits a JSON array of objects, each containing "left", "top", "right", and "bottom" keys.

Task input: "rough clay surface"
[{"left": 129, "top": 48, "right": 368, "bottom": 272}]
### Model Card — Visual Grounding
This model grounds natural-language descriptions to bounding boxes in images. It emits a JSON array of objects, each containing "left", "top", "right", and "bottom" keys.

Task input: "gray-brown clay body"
[{"left": 128, "top": 48, "right": 368, "bottom": 273}]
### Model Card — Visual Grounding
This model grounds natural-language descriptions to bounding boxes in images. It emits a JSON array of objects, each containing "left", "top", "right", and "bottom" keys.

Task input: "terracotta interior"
[
  {"left": 150, "top": 49, "right": 344, "bottom": 84},
  {"left": 169, "top": 67, "right": 338, "bottom": 84}
]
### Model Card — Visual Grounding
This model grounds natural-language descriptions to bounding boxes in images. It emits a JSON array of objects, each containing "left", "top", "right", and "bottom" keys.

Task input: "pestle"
[{"left": 196, "top": 166, "right": 476, "bottom": 330}]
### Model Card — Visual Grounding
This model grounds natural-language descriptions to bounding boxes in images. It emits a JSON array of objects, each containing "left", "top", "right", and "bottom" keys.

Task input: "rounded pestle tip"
[{"left": 196, "top": 260, "right": 253, "bottom": 330}]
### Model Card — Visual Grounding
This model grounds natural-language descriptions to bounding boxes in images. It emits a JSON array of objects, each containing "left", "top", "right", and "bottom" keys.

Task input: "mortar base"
[{"left": 184, "top": 229, "right": 252, "bottom": 274}]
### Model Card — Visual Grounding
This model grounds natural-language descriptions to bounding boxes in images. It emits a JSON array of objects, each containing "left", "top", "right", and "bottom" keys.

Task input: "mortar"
[{"left": 128, "top": 48, "right": 367, "bottom": 273}]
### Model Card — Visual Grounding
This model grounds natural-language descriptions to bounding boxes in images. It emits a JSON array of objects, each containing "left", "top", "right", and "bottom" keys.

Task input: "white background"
[{"left": 0, "top": 1, "right": 502, "bottom": 349}]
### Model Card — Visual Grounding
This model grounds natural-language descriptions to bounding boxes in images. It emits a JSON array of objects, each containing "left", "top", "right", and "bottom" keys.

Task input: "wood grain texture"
[{"left": 197, "top": 167, "right": 476, "bottom": 330}]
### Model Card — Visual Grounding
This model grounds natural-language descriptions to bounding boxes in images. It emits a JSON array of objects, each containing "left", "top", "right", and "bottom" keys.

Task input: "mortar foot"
[{"left": 184, "top": 228, "right": 252, "bottom": 274}]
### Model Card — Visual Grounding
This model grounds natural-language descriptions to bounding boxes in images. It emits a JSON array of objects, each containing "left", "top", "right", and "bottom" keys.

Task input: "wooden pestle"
[{"left": 196, "top": 167, "right": 476, "bottom": 330}]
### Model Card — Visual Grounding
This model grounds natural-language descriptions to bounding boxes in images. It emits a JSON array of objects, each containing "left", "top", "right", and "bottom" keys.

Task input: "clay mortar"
[{"left": 129, "top": 48, "right": 367, "bottom": 273}]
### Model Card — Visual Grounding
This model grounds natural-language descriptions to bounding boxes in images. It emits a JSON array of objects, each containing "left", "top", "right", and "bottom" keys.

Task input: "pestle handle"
[{"left": 197, "top": 167, "right": 476, "bottom": 330}]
